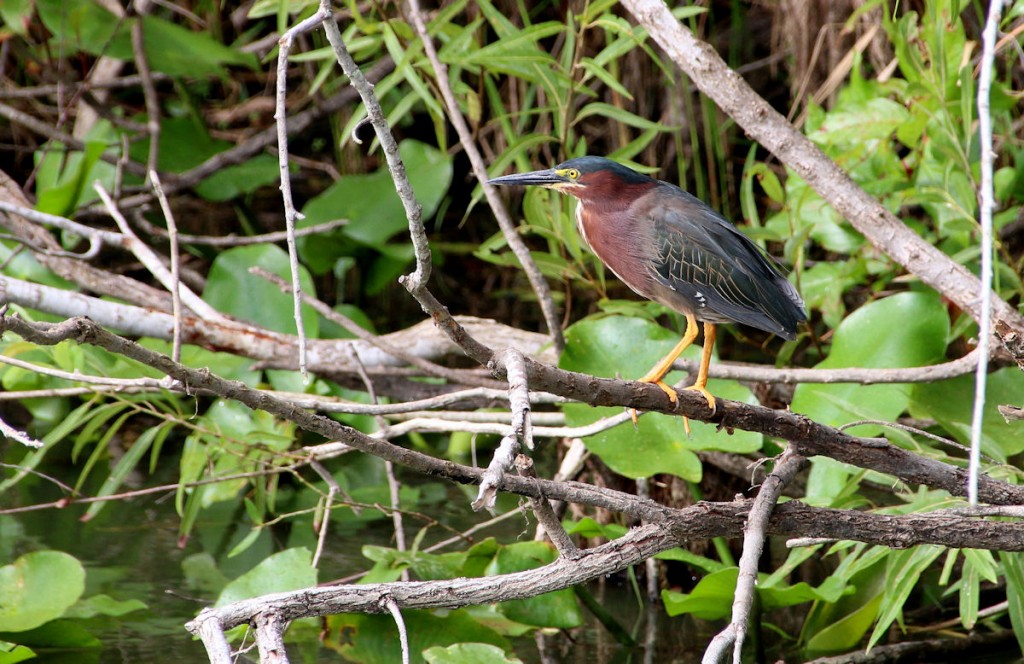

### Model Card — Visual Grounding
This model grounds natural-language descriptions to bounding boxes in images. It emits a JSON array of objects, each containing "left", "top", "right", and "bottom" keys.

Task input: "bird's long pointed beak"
[{"left": 487, "top": 168, "right": 563, "bottom": 188}]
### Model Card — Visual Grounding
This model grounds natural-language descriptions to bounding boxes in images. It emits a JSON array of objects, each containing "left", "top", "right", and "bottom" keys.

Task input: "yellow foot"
[
  {"left": 630, "top": 380, "right": 678, "bottom": 425},
  {"left": 679, "top": 385, "right": 716, "bottom": 436},
  {"left": 683, "top": 384, "right": 717, "bottom": 413}
]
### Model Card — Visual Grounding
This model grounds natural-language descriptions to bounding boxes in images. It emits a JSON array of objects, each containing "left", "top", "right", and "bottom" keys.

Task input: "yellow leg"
[
  {"left": 631, "top": 316, "right": 718, "bottom": 434},
  {"left": 683, "top": 322, "right": 717, "bottom": 413},
  {"left": 638, "top": 313, "right": 700, "bottom": 399}
]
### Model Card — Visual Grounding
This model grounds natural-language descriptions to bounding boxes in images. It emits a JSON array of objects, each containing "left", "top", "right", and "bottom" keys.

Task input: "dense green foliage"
[{"left": 0, "top": 0, "right": 1023, "bottom": 662}]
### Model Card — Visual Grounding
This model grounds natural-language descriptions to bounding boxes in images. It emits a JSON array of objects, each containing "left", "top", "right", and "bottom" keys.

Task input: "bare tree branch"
[{"left": 704, "top": 446, "right": 808, "bottom": 664}]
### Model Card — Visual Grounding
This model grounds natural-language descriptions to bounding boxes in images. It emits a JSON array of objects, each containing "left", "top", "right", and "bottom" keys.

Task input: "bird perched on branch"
[{"left": 489, "top": 156, "right": 806, "bottom": 430}]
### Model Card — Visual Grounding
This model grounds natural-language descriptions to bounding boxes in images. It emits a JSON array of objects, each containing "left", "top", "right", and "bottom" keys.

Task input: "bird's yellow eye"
[{"left": 565, "top": 168, "right": 580, "bottom": 180}]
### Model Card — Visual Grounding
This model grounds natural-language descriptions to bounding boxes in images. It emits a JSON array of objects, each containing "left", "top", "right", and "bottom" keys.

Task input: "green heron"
[{"left": 489, "top": 156, "right": 806, "bottom": 429}]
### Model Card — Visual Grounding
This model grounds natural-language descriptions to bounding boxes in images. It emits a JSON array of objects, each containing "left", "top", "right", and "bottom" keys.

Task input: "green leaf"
[
  {"left": 564, "top": 517, "right": 627, "bottom": 541},
  {"left": 654, "top": 548, "right": 729, "bottom": 573},
  {"left": 136, "top": 15, "right": 257, "bottom": 77},
  {"left": 0, "top": 619, "right": 100, "bottom": 649},
  {"left": 663, "top": 567, "right": 845, "bottom": 620},
  {"left": 247, "top": 0, "right": 319, "bottom": 19},
  {"left": 63, "top": 594, "right": 147, "bottom": 619},
  {"left": 792, "top": 292, "right": 949, "bottom": 433},
  {"left": 776, "top": 178, "right": 864, "bottom": 254},
  {"left": 423, "top": 643, "right": 523, "bottom": 664},
  {"left": 215, "top": 548, "right": 316, "bottom": 606},
  {"left": 326, "top": 610, "right": 508, "bottom": 663},
  {"left": 662, "top": 568, "right": 737, "bottom": 620},
  {"left": 487, "top": 542, "right": 582, "bottom": 628},
  {"left": 867, "top": 545, "right": 944, "bottom": 649},
  {"left": 0, "top": 551, "right": 85, "bottom": 632},
  {"left": 82, "top": 422, "right": 171, "bottom": 520},
  {"left": 132, "top": 117, "right": 231, "bottom": 174},
  {"left": 0, "top": 0, "right": 34, "bottom": 36},
  {"left": 810, "top": 98, "right": 911, "bottom": 147},
  {"left": 574, "top": 102, "right": 676, "bottom": 132},
  {"left": 0, "top": 643, "right": 35, "bottom": 663},
  {"left": 909, "top": 368, "right": 1024, "bottom": 459},
  {"left": 194, "top": 154, "right": 281, "bottom": 201},
  {"left": 182, "top": 553, "right": 229, "bottom": 595},
  {"left": 1000, "top": 552, "right": 1024, "bottom": 655},
  {"left": 203, "top": 244, "right": 319, "bottom": 335},
  {"left": 560, "top": 316, "right": 762, "bottom": 481},
  {"left": 578, "top": 59, "right": 634, "bottom": 100},
  {"left": 804, "top": 592, "right": 884, "bottom": 656},
  {"left": 298, "top": 140, "right": 452, "bottom": 273},
  {"left": 459, "top": 22, "right": 564, "bottom": 80},
  {"left": 35, "top": 140, "right": 106, "bottom": 216},
  {"left": 36, "top": 0, "right": 127, "bottom": 56},
  {"left": 796, "top": 293, "right": 949, "bottom": 504},
  {"left": 959, "top": 552, "right": 979, "bottom": 629}
]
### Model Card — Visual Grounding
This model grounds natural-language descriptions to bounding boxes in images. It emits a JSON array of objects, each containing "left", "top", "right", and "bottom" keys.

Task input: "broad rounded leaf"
[
  {"left": 215, "top": 548, "right": 316, "bottom": 607},
  {"left": 203, "top": 244, "right": 319, "bottom": 336},
  {"left": 792, "top": 292, "right": 949, "bottom": 433},
  {"left": 326, "top": 611, "right": 508, "bottom": 663},
  {"left": 423, "top": 643, "right": 523, "bottom": 664},
  {"left": 486, "top": 542, "right": 582, "bottom": 628},
  {"left": 909, "top": 367, "right": 1024, "bottom": 458},
  {"left": 560, "top": 316, "right": 762, "bottom": 481},
  {"left": 0, "top": 551, "right": 85, "bottom": 632},
  {"left": 298, "top": 140, "right": 453, "bottom": 273}
]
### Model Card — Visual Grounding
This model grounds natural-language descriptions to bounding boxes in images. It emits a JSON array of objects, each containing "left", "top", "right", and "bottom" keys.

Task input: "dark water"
[{"left": 4, "top": 463, "right": 712, "bottom": 664}]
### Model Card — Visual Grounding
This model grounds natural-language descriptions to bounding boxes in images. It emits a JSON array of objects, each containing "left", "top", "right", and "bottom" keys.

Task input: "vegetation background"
[{"left": 0, "top": 0, "right": 1023, "bottom": 662}]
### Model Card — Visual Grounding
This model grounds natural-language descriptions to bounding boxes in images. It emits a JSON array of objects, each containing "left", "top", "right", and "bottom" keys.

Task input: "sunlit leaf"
[
  {"left": 215, "top": 548, "right": 316, "bottom": 606},
  {"left": 0, "top": 551, "right": 85, "bottom": 632},
  {"left": 560, "top": 316, "right": 762, "bottom": 481}
]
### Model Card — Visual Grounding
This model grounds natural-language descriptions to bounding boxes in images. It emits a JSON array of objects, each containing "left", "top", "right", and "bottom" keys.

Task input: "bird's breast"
[{"left": 576, "top": 203, "right": 655, "bottom": 298}]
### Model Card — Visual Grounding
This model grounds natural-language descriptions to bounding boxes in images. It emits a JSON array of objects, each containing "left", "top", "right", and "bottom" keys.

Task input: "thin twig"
[
  {"left": 252, "top": 267, "right": 502, "bottom": 389},
  {"left": 0, "top": 101, "right": 152, "bottom": 180},
  {"left": 131, "top": 0, "right": 161, "bottom": 175},
  {"left": 346, "top": 341, "right": 410, "bottom": 579},
  {"left": 149, "top": 171, "right": 182, "bottom": 362},
  {"left": 136, "top": 218, "right": 348, "bottom": 246},
  {"left": 839, "top": 418, "right": 1000, "bottom": 465},
  {"left": 0, "top": 353, "right": 174, "bottom": 389},
  {"left": 316, "top": 2, "right": 496, "bottom": 368},
  {"left": 516, "top": 454, "right": 579, "bottom": 559},
  {"left": 672, "top": 348, "right": 982, "bottom": 384},
  {"left": 310, "top": 459, "right": 341, "bottom": 569},
  {"left": 93, "top": 185, "right": 228, "bottom": 322},
  {"left": 704, "top": 446, "right": 808, "bottom": 664},
  {"left": 383, "top": 597, "right": 410, "bottom": 664},
  {"left": 404, "top": 0, "right": 565, "bottom": 353},
  {"left": 0, "top": 414, "right": 44, "bottom": 448},
  {"left": 969, "top": 0, "right": 1007, "bottom": 506},
  {"left": 275, "top": 10, "right": 331, "bottom": 381}
]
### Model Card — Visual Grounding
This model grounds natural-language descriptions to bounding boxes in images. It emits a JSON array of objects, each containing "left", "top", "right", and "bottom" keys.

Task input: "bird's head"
[{"left": 488, "top": 156, "right": 654, "bottom": 201}]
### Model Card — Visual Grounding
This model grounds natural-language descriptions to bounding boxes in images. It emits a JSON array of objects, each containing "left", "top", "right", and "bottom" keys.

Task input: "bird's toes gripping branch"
[{"left": 630, "top": 378, "right": 717, "bottom": 436}]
